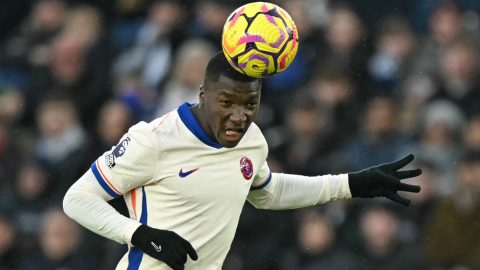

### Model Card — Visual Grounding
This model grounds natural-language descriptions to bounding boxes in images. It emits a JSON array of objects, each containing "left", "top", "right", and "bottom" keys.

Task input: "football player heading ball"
[{"left": 64, "top": 3, "right": 422, "bottom": 270}]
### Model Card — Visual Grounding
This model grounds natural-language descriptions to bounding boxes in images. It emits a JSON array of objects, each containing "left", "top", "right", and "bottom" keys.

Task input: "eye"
[
  {"left": 247, "top": 102, "right": 258, "bottom": 107},
  {"left": 220, "top": 100, "right": 232, "bottom": 106}
]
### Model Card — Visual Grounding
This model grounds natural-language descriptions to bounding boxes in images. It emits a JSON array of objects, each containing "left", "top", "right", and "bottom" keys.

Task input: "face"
[{"left": 200, "top": 75, "right": 261, "bottom": 148}]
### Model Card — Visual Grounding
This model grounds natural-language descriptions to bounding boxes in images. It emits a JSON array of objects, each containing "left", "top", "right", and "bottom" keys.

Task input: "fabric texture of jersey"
[{"left": 92, "top": 103, "right": 270, "bottom": 270}]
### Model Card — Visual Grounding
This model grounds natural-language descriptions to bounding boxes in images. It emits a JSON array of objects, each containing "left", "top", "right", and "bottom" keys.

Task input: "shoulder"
[
  {"left": 149, "top": 110, "right": 177, "bottom": 132},
  {"left": 242, "top": 122, "right": 268, "bottom": 155},
  {"left": 122, "top": 113, "right": 176, "bottom": 151},
  {"left": 244, "top": 123, "right": 267, "bottom": 144}
]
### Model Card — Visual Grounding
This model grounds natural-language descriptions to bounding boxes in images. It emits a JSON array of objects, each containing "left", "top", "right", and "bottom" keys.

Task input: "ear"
[{"left": 199, "top": 85, "right": 206, "bottom": 104}]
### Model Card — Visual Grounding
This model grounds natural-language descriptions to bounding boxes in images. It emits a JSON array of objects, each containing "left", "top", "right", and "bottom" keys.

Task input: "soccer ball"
[{"left": 222, "top": 2, "right": 299, "bottom": 78}]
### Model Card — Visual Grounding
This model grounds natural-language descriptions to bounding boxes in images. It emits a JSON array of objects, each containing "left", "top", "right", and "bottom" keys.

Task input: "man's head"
[{"left": 198, "top": 52, "right": 262, "bottom": 148}]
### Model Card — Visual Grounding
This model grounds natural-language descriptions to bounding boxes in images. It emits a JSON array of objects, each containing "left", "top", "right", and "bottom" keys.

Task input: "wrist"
[
  {"left": 347, "top": 171, "right": 363, "bottom": 198},
  {"left": 122, "top": 220, "right": 142, "bottom": 246},
  {"left": 131, "top": 224, "right": 151, "bottom": 247}
]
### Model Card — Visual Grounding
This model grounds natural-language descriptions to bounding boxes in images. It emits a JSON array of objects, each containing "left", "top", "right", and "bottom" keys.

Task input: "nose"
[{"left": 230, "top": 106, "right": 247, "bottom": 125}]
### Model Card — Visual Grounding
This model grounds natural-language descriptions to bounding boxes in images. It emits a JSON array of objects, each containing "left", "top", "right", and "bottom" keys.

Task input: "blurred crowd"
[{"left": 0, "top": 0, "right": 480, "bottom": 269}]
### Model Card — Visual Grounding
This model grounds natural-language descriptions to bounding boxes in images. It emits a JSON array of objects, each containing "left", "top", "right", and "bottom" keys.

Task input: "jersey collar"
[{"left": 177, "top": 102, "right": 223, "bottom": 149}]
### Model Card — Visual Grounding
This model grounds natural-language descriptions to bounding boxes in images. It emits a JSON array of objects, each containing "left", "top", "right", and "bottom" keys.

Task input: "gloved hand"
[
  {"left": 348, "top": 154, "right": 422, "bottom": 207},
  {"left": 131, "top": 225, "right": 198, "bottom": 270}
]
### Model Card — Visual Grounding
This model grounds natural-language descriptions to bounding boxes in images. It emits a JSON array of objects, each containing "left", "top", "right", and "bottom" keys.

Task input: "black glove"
[
  {"left": 131, "top": 225, "right": 198, "bottom": 270},
  {"left": 348, "top": 154, "right": 422, "bottom": 207}
]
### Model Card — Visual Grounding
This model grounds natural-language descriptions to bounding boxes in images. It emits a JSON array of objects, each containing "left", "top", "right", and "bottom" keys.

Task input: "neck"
[{"left": 189, "top": 104, "right": 218, "bottom": 143}]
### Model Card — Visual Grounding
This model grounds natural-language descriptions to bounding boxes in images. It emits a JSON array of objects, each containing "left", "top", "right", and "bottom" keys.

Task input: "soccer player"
[{"left": 63, "top": 52, "right": 422, "bottom": 270}]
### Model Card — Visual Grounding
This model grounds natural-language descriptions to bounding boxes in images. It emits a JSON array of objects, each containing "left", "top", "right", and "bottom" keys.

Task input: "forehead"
[{"left": 208, "top": 75, "right": 261, "bottom": 96}]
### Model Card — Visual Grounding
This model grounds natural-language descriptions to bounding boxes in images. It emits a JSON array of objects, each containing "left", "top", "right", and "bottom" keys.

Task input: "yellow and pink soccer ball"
[{"left": 222, "top": 2, "right": 299, "bottom": 78}]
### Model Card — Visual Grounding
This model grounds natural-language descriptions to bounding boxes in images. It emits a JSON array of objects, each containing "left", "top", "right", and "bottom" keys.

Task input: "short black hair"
[{"left": 204, "top": 51, "right": 262, "bottom": 88}]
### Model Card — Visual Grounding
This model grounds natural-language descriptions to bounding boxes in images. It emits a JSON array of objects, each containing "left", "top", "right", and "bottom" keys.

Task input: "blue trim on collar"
[{"left": 177, "top": 102, "right": 223, "bottom": 149}]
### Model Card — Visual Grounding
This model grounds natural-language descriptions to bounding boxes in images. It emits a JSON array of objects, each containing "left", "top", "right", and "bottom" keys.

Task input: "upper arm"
[
  {"left": 247, "top": 140, "right": 275, "bottom": 209},
  {"left": 91, "top": 121, "right": 158, "bottom": 198}
]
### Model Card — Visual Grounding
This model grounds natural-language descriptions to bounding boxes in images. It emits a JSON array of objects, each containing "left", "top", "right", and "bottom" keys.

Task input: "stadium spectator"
[
  {"left": 113, "top": 0, "right": 186, "bottom": 89},
  {"left": 433, "top": 37, "right": 480, "bottom": 118},
  {"left": 13, "top": 163, "right": 51, "bottom": 245},
  {"left": 96, "top": 100, "right": 133, "bottom": 155},
  {"left": 2, "top": 0, "right": 68, "bottom": 69},
  {"left": 356, "top": 205, "right": 426, "bottom": 270},
  {"left": 281, "top": 209, "right": 358, "bottom": 270},
  {"left": 26, "top": 10, "right": 111, "bottom": 128},
  {"left": 342, "top": 97, "right": 412, "bottom": 171},
  {"left": 188, "top": 1, "right": 231, "bottom": 50},
  {"left": 401, "top": 160, "right": 440, "bottom": 242},
  {"left": 367, "top": 16, "right": 417, "bottom": 95},
  {"left": 426, "top": 151, "right": 480, "bottom": 268},
  {"left": 411, "top": 1, "right": 465, "bottom": 77},
  {"left": 34, "top": 97, "right": 89, "bottom": 203},
  {"left": 21, "top": 208, "right": 95, "bottom": 270},
  {"left": 0, "top": 88, "right": 25, "bottom": 212},
  {"left": 310, "top": 70, "right": 360, "bottom": 139},
  {"left": 464, "top": 115, "right": 480, "bottom": 151},
  {"left": 281, "top": 96, "right": 334, "bottom": 175},
  {"left": 155, "top": 38, "right": 216, "bottom": 117},
  {"left": 320, "top": 5, "right": 371, "bottom": 96},
  {"left": 113, "top": 71, "right": 156, "bottom": 121},
  {"left": 415, "top": 100, "right": 465, "bottom": 195},
  {"left": 0, "top": 215, "right": 22, "bottom": 270}
]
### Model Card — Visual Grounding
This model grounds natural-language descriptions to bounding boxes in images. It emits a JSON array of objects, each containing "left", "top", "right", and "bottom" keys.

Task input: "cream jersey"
[{"left": 91, "top": 102, "right": 272, "bottom": 270}]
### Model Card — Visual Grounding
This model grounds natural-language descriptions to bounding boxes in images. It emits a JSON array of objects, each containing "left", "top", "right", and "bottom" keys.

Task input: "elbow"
[
  {"left": 63, "top": 191, "right": 73, "bottom": 219},
  {"left": 63, "top": 187, "right": 80, "bottom": 221}
]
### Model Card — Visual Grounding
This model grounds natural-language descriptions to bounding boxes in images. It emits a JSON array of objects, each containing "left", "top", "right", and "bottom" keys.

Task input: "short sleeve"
[
  {"left": 90, "top": 121, "right": 158, "bottom": 197},
  {"left": 250, "top": 159, "right": 271, "bottom": 191},
  {"left": 250, "top": 138, "right": 271, "bottom": 191}
]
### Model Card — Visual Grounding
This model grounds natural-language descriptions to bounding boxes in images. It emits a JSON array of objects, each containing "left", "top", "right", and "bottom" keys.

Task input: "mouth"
[{"left": 223, "top": 128, "right": 244, "bottom": 143}]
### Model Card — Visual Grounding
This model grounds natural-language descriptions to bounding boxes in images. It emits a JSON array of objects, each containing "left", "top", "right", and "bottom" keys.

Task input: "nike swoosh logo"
[
  {"left": 179, "top": 168, "right": 200, "bottom": 178},
  {"left": 151, "top": 242, "right": 162, "bottom": 252}
]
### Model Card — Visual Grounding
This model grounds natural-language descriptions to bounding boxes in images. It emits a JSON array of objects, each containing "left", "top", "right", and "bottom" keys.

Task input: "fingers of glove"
[
  {"left": 179, "top": 250, "right": 187, "bottom": 264},
  {"left": 384, "top": 154, "right": 415, "bottom": 171},
  {"left": 395, "top": 168, "right": 422, "bottom": 179},
  {"left": 165, "top": 260, "right": 184, "bottom": 270},
  {"left": 183, "top": 241, "right": 198, "bottom": 261},
  {"left": 385, "top": 192, "right": 411, "bottom": 207},
  {"left": 398, "top": 183, "right": 421, "bottom": 193},
  {"left": 172, "top": 252, "right": 185, "bottom": 269}
]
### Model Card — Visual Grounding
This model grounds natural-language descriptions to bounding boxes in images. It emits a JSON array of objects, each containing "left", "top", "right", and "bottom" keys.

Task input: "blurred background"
[{"left": 0, "top": 0, "right": 480, "bottom": 269}]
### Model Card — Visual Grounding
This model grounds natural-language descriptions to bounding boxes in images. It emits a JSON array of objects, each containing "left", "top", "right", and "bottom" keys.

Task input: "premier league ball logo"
[{"left": 240, "top": 157, "right": 253, "bottom": 180}]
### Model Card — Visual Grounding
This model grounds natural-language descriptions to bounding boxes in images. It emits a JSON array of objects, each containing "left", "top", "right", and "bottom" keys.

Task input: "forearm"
[
  {"left": 63, "top": 170, "right": 141, "bottom": 245},
  {"left": 248, "top": 173, "right": 351, "bottom": 210}
]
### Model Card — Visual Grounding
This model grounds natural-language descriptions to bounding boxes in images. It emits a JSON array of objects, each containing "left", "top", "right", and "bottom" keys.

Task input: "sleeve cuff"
[
  {"left": 122, "top": 220, "right": 142, "bottom": 246},
  {"left": 341, "top": 174, "right": 352, "bottom": 199},
  {"left": 250, "top": 171, "right": 272, "bottom": 191}
]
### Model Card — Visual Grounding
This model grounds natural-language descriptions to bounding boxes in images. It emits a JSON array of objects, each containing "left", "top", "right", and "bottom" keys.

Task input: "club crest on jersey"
[
  {"left": 240, "top": 157, "right": 253, "bottom": 180},
  {"left": 114, "top": 137, "right": 131, "bottom": 158}
]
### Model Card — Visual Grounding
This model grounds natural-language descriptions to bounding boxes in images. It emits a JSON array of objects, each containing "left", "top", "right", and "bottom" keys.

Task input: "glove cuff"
[
  {"left": 131, "top": 224, "right": 151, "bottom": 247},
  {"left": 347, "top": 172, "right": 362, "bottom": 198}
]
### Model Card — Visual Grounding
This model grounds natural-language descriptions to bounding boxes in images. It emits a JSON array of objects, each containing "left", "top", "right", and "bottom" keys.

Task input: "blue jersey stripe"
[
  {"left": 250, "top": 171, "right": 272, "bottom": 191},
  {"left": 127, "top": 248, "right": 143, "bottom": 270},
  {"left": 127, "top": 187, "right": 148, "bottom": 270},
  {"left": 90, "top": 162, "right": 120, "bottom": 198},
  {"left": 140, "top": 187, "right": 148, "bottom": 223}
]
